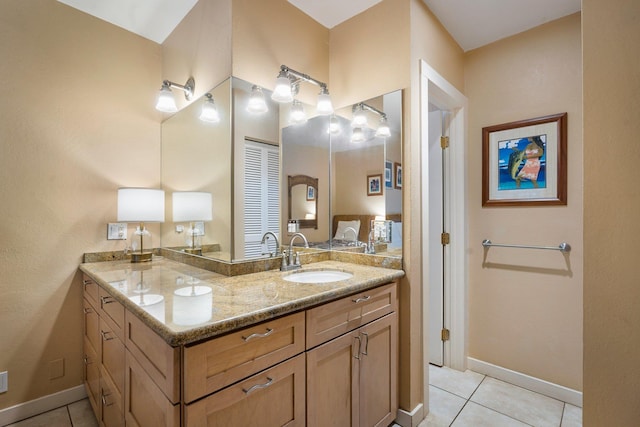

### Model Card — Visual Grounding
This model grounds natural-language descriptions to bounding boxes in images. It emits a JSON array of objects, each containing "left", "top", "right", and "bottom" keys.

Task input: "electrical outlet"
[
  {"left": 107, "top": 223, "right": 127, "bottom": 240},
  {"left": 0, "top": 371, "right": 7, "bottom": 393}
]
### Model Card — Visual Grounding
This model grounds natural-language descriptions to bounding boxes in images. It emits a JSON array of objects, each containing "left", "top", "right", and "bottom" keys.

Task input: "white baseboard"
[
  {"left": 467, "top": 357, "right": 582, "bottom": 407},
  {"left": 0, "top": 385, "right": 87, "bottom": 426},
  {"left": 395, "top": 402, "right": 425, "bottom": 427}
]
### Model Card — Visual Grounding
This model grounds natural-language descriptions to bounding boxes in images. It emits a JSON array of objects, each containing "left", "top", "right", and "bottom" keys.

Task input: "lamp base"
[
  {"left": 130, "top": 251, "right": 153, "bottom": 263},
  {"left": 183, "top": 248, "right": 203, "bottom": 256}
]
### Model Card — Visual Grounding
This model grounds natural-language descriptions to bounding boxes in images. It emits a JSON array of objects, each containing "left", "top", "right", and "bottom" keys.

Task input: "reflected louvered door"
[{"left": 244, "top": 140, "right": 280, "bottom": 259}]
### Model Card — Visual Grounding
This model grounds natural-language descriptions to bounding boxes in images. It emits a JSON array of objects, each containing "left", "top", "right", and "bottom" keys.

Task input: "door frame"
[{"left": 420, "top": 60, "right": 468, "bottom": 385}]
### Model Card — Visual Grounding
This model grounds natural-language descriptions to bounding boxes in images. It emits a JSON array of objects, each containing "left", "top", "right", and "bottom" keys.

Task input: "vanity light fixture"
[
  {"left": 271, "top": 65, "right": 333, "bottom": 115},
  {"left": 351, "top": 127, "right": 366, "bottom": 143},
  {"left": 117, "top": 188, "right": 165, "bottom": 262},
  {"left": 327, "top": 114, "right": 341, "bottom": 135},
  {"left": 247, "top": 85, "right": 268, "bottom": 113},
  {"left": 351, "top": 102, "right": 391, "bottom": 139},
  {"left": 172, "top": 191, "right": 213, "bottom": 256},
  {"left": 199, "top": 93, "right": 220, "bottom": 123},
  {"left": 155, "top": 77, "right": 195, "bottom": 113},
  {"left": 289, "top": 99, "right": 307, "bottom": 125}
]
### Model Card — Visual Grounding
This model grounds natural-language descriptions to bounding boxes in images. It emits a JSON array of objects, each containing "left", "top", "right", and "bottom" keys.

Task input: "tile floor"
[
  {"left": 396, "top": 365, "right": 583, "bottom": 427},
  {"left": 4, "top": 366, "right": 582, "bottom": 427}
]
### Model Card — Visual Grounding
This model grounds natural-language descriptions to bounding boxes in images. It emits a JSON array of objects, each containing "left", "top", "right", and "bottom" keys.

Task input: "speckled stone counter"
[{"left": 79, "top": 258, "right": 404, "bottom": 347}]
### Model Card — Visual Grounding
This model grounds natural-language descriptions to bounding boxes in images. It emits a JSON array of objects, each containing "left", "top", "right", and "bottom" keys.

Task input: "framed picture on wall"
[
  {"left": 367, "top": 174, "right": 383, "bottom": 196},
  {"left": 482, "top": 112, "right": 567, "bottom": 206},
  {"left": 394, "top": 162, "right": 402, "bottom": 189},
  {"left": 385, "top": 161, "right": 393, "bottom": 188},
  {"left": 306, "top": 185, "right": 316, "bottom": 201}
]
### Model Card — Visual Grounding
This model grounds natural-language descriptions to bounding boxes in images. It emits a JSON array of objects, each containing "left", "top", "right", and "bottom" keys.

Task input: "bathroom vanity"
[{"left": 80, "top": 258, "right": 402, "bottom": 426}]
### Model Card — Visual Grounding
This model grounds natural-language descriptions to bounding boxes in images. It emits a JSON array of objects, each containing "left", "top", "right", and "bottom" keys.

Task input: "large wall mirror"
[{"left": 161, "top": 76, "right": 401, "bottom": 263}]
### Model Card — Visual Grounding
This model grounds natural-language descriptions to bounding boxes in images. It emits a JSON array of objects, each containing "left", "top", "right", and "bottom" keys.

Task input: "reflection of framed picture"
[
  {"left": 482, "top": 113, "right": 567, "bottom": 206},
  {"left": 306, "top": 185, "right": 316, "bottom": 201},
  {"left": 394, "top": 162, "right": 402, "bottom": 189},
  {"left": 367, "top": 174, "right": 383, "bottom": 196},
  {"left": 385, "top": 161, "right": 393, "bottom": 188}
]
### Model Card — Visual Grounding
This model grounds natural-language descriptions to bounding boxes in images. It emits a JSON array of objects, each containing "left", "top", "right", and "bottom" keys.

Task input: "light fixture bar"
[
  {"left": 352, "top": 102, "right": 387, "bottom": 120},
  {"left": 164, "top": 77, "right": 195, "bottom": 101},
  {"left": 279, "top": 65, "right": 327, "bottom": 91}
]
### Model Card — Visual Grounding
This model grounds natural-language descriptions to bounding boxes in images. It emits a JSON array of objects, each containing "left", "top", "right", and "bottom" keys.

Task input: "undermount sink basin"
[{"left": 283, "top": 270, "right": 353, "bottom": 283}]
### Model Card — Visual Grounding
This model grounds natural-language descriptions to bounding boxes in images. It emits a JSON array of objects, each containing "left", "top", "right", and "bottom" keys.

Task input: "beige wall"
[
  {"left": 0, "top": 0, "right": 161, "bottom": 408},
  {"left": 333, "top": 146, "right": 386, "bottom": 216},
  {"left": 464, "top": 13, "right": 583, "bottom": 391},
  {"left": 583, "top": 0, "right": 640, "bottom": 424}
]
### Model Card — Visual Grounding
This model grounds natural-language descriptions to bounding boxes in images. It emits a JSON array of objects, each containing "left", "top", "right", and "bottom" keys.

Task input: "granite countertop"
[{"left": 80, "top": 258, "right": 404, "bottom": 347}]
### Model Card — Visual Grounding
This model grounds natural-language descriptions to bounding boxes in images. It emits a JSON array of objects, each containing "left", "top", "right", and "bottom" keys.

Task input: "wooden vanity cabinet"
[{"left": 306, "top": 282, "right": 398, "bottom": 427}]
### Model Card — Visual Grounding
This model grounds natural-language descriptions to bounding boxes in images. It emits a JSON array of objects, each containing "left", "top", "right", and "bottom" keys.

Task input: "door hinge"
[
  {"left": 440, "top": 136, "right": 449, "bottom": 149},
  {"left": 441, "top": 232, "right": 450, "bottom": 245},
  {"left": 441, "top": 328, "right": 450, "bottom": 341}
]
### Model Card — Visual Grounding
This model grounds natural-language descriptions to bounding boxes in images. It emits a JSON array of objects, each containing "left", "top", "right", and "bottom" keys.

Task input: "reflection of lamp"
[
  {"left": 173, "top": 192, "right": 213, "bottom": 255},
  {"left": 351, "top": 127, "right": 366, "bottom": 143},
  {"left": 117, "top": 188, "right": 165, "bottom": 263},
  {"left": 289, "top": 100, "right": 307, "bottom": 125},
  {"left": 327, "top": 114, "right": 341, "bottom": 135},
  {"left": 351, "top": 102, "right": 391, "bottom": 139},
  {"left": 173, "top": 286, "right": 213, "bottom": 326},
  {"left": 271, "top": 64, "right": 333, "bottom": 115},
  {"left": 155, "top": 77, "right": 195, "bottom": 113},
  {"left": 199, "top": 93, "right": 220, "bottom": 123},
  {"left": 247, "top": 85, "right": 268, "bottom": 113}
]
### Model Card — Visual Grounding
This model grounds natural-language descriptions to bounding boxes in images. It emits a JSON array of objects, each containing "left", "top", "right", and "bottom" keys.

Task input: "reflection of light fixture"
[
  {"left": 117, "top": 188, "right": 165, "bottom": 263},
  {"left": 173, "top": 192, "right": 213, "bottom": 255},
  {"left": 199, "top": 93, "right": 220, "bottom": 123},
  {"left": 351, "top": 127, "right": 366, "bottom": 143},
  {"left": 271, "top": 65, "right": 333, "bottom": 115},
  {"left": 247, "top": 85, "right": 268, "bottom": 113},
  {"left": 289, "top": 100, "right": 307, "bottom": 125},
  {"left": 155, "top": 77, "right": 195, "bottom": 113},
  {"left": 375, "top": 116, "right": 391, "bottom": 137},
  {"left": 351, "top": 102, "right": 391, "bottom": 139},
  {"left": 327, "top": 114, "right": 341, "bottom": 135}
]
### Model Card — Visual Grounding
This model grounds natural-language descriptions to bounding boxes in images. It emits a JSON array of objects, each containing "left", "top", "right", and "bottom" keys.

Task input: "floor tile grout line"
[
  {"left": 66, "top": 404, "right": 73, "bottom": 426},
  {"left": 469, "top": 400, "right": 538, "bottom": 427}
]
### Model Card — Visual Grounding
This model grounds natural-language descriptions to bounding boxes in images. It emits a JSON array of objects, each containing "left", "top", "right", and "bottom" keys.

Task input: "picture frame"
[
  {"left": 306, "top": 185, "right": 316, "bottom": 201},
  {"left": 385, "top": 161, "right": 393, "bottom": 188},
  {"left": 367, "top": 174, "right": 383, "bottom": 196},
  {"left": 394, "top": 162, "right": 402, "bottom": 189},
  {"left": 482, "top": 113, "right": 567, "bottom": 207}
]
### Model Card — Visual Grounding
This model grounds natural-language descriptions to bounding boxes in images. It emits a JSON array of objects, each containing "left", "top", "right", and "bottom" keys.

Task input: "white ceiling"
[{"left": 58, "top": 0, "right": 581, "bottom": 51}]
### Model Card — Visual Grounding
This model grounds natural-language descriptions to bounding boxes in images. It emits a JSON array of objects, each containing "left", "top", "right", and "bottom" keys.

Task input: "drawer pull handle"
[
  {"left": 101, "top": 330, "right": 114, "bottom": 341},
  {"left": 354, "top": 336, "right": 362, "bottom": 360},
  {"left": 83, "top": 307, "right": 93, "bottom": 314},
  {"left": 242, "top": 328, "right": 274, "bottom": 342},
  {"left": 83, "top": 280, "right": 91, "bottom": 287},
  {"left": 83, "top": 356, "right": 93, "bottom": 365},
  {"left": 242, "top": 377, "right": 273, "bottom": 394},
  {"left": 352, "top": 295, "right": 371, "bottom": 304},
  {"left": 101, "top": 393, "right": 114, "bottom": 407},
  {"left": 101, "top": 296, "right": 115, "bottom": 305}
]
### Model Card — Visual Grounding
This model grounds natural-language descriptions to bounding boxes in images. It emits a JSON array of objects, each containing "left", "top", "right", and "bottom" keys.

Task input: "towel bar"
[{"left": 482, "top": 239, "right": 571, "bottom": 253}]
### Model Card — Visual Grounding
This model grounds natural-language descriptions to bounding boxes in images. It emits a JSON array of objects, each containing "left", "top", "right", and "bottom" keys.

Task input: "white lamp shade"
[
  {"left": 351, "top": 127, "right": 366, "bottom": 143},
  {"left": 156, "top": 86, "right": 177, "bottom": 113},
  {"left": 316, "top": 92, "right": 334, "bottom": 115},
  {"left": 271, "top": 76, "right": 293, "bottom": 103},
  {"left": 199, "top": 97, "right": 220, "bottom": 123},
  {"left": 247, "top": 86, "right": 268, "bottom": 113},
  {"left": 117, "top": 188, "right": 165, "bottom": 222},
  {"left": 173, "top": 192, "right": 213, "bottom": 222}
]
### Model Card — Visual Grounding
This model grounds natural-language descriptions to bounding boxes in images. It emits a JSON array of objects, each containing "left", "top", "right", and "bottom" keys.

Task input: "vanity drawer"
[
  {"left": 100, "top": 364, "right": 124, "bottom": 427},
  {"left": 83, "top": 274, "right": 100, "bottom": 308},
  {"left": 83, "top": 298, "right": 101, "bottom": 355},
  {"left": 99, "top": 288, "right": 125, "bottom": 342},
  {"left": 184, "top": 354, "right": 305, "bottom": 427},
  {"left": 100, "top": 317, "right": 125, "bottom": 406},
  {"left": 306, "top": 281, "right": 397, "bottom": 349},
  {"left": 125, "top": 311, "right": 180, "bottom": 404},
  {"left": 183, "top": 312, "right": 305, "bottom": 403}
]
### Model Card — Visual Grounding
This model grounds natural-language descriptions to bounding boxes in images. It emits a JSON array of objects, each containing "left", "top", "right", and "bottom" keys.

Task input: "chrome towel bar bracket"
[{"left": 482, "top": 239, "right": 571, "bottom": 253}]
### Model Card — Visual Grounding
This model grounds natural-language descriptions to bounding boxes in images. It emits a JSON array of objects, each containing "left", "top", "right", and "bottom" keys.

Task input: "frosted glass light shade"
[
  {"left": 375, "top": 117, "right": 391, "bottom": 138},
  {"left": 289, "top": 100, "right": 307, "bottom": 125},
  {"left": 156, "top": 85, "right": 177, "bottom": 113},
  {"left": 117, "top": 188, "right": 165, "bottom": 222},
  {"left": 351, "top": 127, "right": 366, "bottom": 143},
  {"left": 173, "top": 192, "right": 213, "bottom": 222},
  {"left": 272, "top": 75, "right": 293, "bottom": 103},
  {"left": 247, "top": 86, "right": 268, "bottom": 113},
  {"left": 199, "top": 95, "right": 220, "bottom": 123},
  {"left": 316, "top": 92, "right": 334, "bottom": 115},
  {"left": 351, "top": 109, "right": 368, "bottom": 127}
]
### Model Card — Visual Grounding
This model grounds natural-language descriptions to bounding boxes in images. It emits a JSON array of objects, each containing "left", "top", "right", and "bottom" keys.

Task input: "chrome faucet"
[
  {"left": 281, "top": 232, "right": 309, "bottom": 271},
  {"left": 342, "top": 227, "right": 359, "bottom": 246},
  {"left": 260, "top": 232, "right": 280, "bottom": 257},
  {"left": 364, "top": 229, "right": 376, "bottom": 254}
]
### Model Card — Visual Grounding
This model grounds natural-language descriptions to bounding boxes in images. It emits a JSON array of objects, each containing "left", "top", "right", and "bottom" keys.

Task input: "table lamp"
[
  {"left": 172, "top": 191, "right": 213, "bottom": 255},
  {"left": 117, "top": 188, "right": 165, "bottom": 262}
]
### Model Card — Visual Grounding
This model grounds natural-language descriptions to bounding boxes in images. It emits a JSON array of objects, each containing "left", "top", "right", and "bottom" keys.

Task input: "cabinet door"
[
  {"left": 125, "top": 351, "right": 180, "bottom": 427},
  {"left": 359, "top": 313, "right": 398, "bottom": 427},
  {"left": 306, "top": 330, "right": 360, "bottom": 427},
  {"left": 100, "top": 365, "right": 124, "bottom": 427},
  {"left": 83, "top": 298, "right": 100, "bottom": 357},
  {"left": 185, "top": 354, "right": 306, "bottom": 427},
  {"left": 83, "top": 337, "right": 100, "bottom": 419}
]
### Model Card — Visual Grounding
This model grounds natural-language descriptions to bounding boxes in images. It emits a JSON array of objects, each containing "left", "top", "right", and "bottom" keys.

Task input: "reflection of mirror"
[
  {"left": 161, "top": 76, "right": 402, "bottom": 263},
  {"left": 288, "top": 175, "right": 318, "bottom": 229},
  {"left": 329, "top": 90, "right": 403, "bottom": 257}
]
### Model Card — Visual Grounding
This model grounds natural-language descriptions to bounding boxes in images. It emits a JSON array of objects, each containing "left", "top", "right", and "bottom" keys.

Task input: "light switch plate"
[
  {"left": 107, "top": 223, "right": 127, "bottom": 240},
  {"left": 0, "top": 371, "right": 7, "bottom": 393}
]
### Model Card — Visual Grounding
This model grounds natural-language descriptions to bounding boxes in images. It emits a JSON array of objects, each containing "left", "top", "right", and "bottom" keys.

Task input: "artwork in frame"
[
  {"left": 482, "top": 112, "right": 567, "bottom": 206},
  {"left": 394, "top": 162, "right": 402, "bottom": 189},
  {"left": 306, "top": 185, "right": 315, "bottom": 201},
  {"left": 385, "top": 161, "right": 393, "bottom": 188},
  {"left": 367, "top": 174, "right": 383, "bottom": 196}
]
